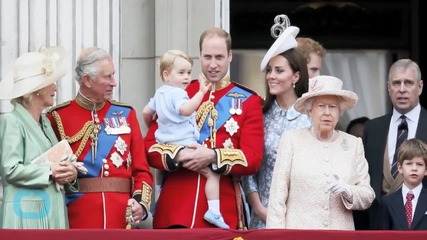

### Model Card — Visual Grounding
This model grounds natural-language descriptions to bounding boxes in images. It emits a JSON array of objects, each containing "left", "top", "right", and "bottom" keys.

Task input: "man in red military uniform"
[
  {"left": 145, "top": 27, "right": 264, "bottom": 229},
  {"left": 47, "top": 47, "right": 153, "bottom": 229}
]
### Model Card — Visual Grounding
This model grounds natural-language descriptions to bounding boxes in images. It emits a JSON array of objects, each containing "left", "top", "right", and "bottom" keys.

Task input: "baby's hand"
[{"left": 198, "top": 73, "right": 212, "bottom": 94}]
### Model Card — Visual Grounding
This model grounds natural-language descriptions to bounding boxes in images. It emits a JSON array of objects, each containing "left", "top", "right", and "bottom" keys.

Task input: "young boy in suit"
[{"left": 379, "top": 138, "right": 427, "bottom": 230}]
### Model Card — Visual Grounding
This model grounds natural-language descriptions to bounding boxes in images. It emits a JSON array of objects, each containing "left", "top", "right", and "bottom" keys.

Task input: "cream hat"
[
  {"left": 260, "top": 14, "right": 299, "bottom": 72},
  {"left": 0, "top": 46, "right": 67, "bottom": 99},
  {"left": 294, "top": 75, "right": 358, "bottom": 113}
]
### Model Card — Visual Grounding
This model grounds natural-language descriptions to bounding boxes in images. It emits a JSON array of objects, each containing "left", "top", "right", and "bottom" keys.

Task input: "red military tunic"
[
  {"left": 47, "top": 93, "right": 153, "bottom": 229},
  {"left": 145, "top": 78, "right": 264, "bottom": 229}
]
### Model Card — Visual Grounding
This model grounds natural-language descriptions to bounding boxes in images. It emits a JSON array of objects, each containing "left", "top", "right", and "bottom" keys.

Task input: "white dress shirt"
[
  {"left": 402, "top": 183, "right": 422, "bottom": 220},
  {"left": 388, "top": 104, "right": 421, "bottom": 166}
]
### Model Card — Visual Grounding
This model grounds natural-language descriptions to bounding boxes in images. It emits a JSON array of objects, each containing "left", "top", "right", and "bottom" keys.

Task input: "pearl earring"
[
  {"left": 36, "top": 92, "right": 40, "bottom": 96},
  {"left": 293, "top": 82, "right": 296, "bottom": 88}
]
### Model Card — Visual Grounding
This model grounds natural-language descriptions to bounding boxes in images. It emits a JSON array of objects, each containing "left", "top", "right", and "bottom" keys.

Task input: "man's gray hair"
[
  {"left": 75, "top": 47, "right": 111, "bottom": 83},
  {"left": 388, "top": 59, "right": 421, "bottom": 81}
]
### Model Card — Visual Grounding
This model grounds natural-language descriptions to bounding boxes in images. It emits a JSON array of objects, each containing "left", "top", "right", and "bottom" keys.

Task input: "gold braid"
[
  {"left": 52, "top": 111, "right": 95, "bottom": 158},
  {"left": 196, "top": 101, "right": 214, "bottom": 131},
  {"left": 209, "top": 108, "right": 218, "bottom": 148},
  {"left": 195, "top": 91, "right": 218, "bottom": 148}
]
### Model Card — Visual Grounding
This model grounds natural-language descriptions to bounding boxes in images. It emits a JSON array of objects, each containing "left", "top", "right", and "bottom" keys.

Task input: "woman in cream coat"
[{"left": 266, "top": 75, "right": 375, "bottom": 230}]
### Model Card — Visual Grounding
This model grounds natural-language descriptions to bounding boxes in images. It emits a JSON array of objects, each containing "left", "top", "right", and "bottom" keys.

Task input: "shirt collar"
[
  {"left": 392, "top": 104, "right": 421, "bottom": 123},
  {"left": 272, "top": 100, "right": 303, "bottom": 120},
  {"left": 402, "top": 182, "right": 423, "bottom": 199}
]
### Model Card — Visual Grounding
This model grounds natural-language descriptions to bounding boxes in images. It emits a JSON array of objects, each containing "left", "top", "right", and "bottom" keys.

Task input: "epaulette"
[
  {"left": 232, "top": 81, "right": 260, "bottom": 96},
  {"left": 108, "top": 100, "right": 134, "bottom": 109},
  {"left": 48, "top": 100, "right": 71, "bottom": 113}
]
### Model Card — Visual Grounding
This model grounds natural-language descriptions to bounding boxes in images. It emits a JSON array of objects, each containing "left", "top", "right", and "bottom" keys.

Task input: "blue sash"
[
  {"left": 66, "top": 105, "right": 131, "bottom": 205},
  {"left": 153, "top": 87, "right": 253, "bottom": 216},
  {"left": 198, "top": 86, "right": 252, "bottom": 143}
]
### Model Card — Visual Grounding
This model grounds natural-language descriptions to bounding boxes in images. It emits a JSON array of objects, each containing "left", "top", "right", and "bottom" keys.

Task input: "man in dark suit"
[{"left": 357, "top": 59, "right": 427, "bottom": 230}]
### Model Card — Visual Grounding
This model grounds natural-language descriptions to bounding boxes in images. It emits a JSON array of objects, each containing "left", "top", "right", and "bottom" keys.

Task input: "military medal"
[
  {"left": 117, "top": 117, "right": 131, "bottom": 134},
  {"left": 227, "top": 92, "right": 246, "bottom": 116},
  {"left": 229, "top": 98, "right": 236, "bottom": 115},
  {"left": 104, "top": 118, "right": 113, "bottom": 134},
  {"left": 104, "top": 117, "right": 131, "bottom": 135},
  {"left": 235, "top": 99, "right": 242, "bottom": 115}
]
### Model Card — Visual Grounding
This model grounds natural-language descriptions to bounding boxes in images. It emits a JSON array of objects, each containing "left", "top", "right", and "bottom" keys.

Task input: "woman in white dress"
[{"left": 266, "top": 75, "right": 375, "bottom": 230}]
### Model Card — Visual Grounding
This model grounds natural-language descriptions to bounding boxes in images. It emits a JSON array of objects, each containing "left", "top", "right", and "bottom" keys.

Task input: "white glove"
[
  {"left": 327, "top": 174, "right": 353, "bottom": 202},
  {"left": 67, "top": 154, "right": 88, "bottom": 175},
  {"left": 54, "top": 181, "right": 63, "bottom": 192}
]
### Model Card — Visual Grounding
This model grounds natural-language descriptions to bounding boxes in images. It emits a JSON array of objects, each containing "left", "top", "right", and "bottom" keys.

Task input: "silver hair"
[
  {"left": 303, "top": 96, "right": 346, "bottom": 115},
  {"left": 388, "top": 59, "right": 421, "bottom": 81},
  {"left": 75, "top": 48, "right": 111, "bottom": 83}
]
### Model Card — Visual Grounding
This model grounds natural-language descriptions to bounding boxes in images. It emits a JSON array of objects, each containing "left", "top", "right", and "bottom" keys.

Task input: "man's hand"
[
  {"left": 127, "top": 198, "right": 144, "bottom": 225},
  {"left": 174, "top": 147, "right": 196, "bottom": 164},
  {"left": 179, "top": 144, "right": 216, "bottom": 172}
]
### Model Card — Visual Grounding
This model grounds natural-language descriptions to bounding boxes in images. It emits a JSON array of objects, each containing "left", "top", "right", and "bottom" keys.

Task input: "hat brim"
[
  {"left": 294, "top": 90, "right": 358, "bottom": 113},
  {"left": 0, "top": 46, "right": 67, "bottom": 100},
  {"left": 260, "top": 26, "right": 300, "bottom": 72}
]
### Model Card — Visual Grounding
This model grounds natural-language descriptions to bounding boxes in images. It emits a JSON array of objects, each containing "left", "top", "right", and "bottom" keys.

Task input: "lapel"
[
  {"left": 390, "top": 188, "right": 409, "bottom": 229},
  {"left": 366, "top": 114, "right": 391, "bottom": 198},
  {"left": 382, "top": 148, "right": 403, "bottom": 194},
  {"left": 378, "top": 114, "right": 391, "bottom": 151},
  {"left": 13, "top": 104, "right": 52, "bottom": 151},
  {"left": 375, "top": 114, "right": 391, "bottom": 154},
  {"left": 415, "top": 107, "right": 427, "bottom": 142},
  {"left": 411, "top": 188, "right": 427, "bottom": 229},
  {"left": 415, "top": 107, "right": 427, "bottom": 186}
]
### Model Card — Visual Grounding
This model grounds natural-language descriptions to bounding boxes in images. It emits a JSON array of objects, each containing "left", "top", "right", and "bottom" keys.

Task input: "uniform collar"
[
  {"left": 212, "top": 76, "right": 231, "bottom": 91},
  {"left": 75, "top": 91, "right": 105, "bottom": 111}
]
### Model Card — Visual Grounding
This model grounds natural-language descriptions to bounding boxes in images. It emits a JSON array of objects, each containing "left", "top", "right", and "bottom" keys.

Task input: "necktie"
[
  {"left": 405, "top": 192, "right": 414, "bottom": 228},
  {"left": 391, "top": 115, "right": 408, "bottom": 178}
]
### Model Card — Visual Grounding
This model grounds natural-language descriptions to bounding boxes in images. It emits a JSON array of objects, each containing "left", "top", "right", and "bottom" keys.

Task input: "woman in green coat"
[{"left": 0, "top": 47, "right": 78, "bottom": 229}]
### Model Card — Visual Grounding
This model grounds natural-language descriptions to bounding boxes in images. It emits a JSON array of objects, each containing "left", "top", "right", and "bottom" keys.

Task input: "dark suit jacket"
[
  {"left": 379, "top": 187, "right": 427, "bottom": 230},
  {"left": 356, "top": 107, "right": 427, "bottom": 229}
]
